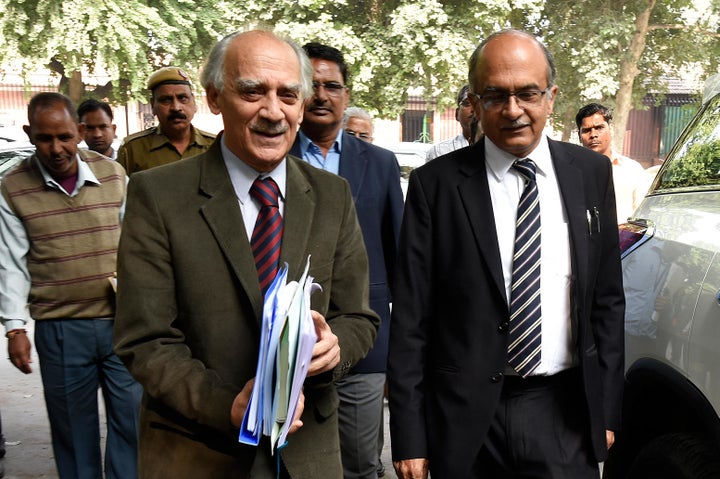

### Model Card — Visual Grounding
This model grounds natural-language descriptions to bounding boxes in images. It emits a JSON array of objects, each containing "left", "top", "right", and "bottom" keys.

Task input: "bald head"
[
  {"left": 203, "top": 29, "right": 311, "bottom": 172},
  {"left": 467, "top": 29, "right": 558, "bottom": 158}
]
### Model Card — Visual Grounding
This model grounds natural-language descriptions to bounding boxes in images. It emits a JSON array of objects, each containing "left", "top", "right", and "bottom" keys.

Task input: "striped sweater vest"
[{"left": 1, "top": 150, "right": 126, "bottom": 320}]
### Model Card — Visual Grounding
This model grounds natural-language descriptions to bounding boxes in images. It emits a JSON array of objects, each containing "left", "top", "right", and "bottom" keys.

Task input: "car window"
[
  {"left": 655, "top": 93, "right": 720, "bottom": 191},
  {"left": 0, "top": 148, "right": 34, "bottom": 177}
]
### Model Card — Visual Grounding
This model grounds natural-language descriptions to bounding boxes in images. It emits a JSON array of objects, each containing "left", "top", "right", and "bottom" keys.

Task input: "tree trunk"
[
  {"left": 68, "top": 71, "right": 84, "bottom": 105},
  {"left": 613, "top": 0, "right": 656, "bottom": 154},
  {"left": 560, "top": 105, "right": 576, "bottom": 143}
]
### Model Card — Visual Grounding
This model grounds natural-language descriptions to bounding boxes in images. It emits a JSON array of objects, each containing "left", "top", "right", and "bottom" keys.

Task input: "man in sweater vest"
[{"left": 0, "top": 92, "right": 142, "bottom": 479}]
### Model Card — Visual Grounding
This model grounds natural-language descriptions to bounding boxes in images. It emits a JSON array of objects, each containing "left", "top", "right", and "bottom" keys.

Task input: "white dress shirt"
[
  {"left": 484, "top": 136, "right": 575, "bottom": 375},
  {"left": 220, "top": 137, "right": 286, "bottom": 241},
  {"left": 611, "top": 151, "right": 646, "bottom": 224}
]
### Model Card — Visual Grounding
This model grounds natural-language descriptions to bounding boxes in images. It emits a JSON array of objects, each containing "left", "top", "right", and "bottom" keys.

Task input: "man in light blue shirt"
[{"left": 291, "top": 43, "right": 404, "bottom": 479}]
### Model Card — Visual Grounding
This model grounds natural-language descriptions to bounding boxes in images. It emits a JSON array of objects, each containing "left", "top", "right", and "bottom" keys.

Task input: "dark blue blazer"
[{"left": 292, "top": 132, "right": 404, "bottom": 373}]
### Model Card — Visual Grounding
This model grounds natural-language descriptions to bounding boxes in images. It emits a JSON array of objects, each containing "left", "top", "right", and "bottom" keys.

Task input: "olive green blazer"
[{"left": 114, "top": 139, "right": 379, "bottom": 478}]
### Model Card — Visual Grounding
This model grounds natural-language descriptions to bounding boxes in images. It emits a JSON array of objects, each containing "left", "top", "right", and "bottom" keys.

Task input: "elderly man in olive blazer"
[{"left": 113, "top": 29, "right": 379, "bottom": 479}]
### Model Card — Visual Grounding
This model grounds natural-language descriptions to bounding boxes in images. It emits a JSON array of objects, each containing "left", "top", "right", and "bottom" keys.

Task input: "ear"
[
  {"left": 546, "top": 85, "right": 559, "bottom": 114},
  {"left": 205, "top": 84, "right": 222, "bottom": 115},
  {"left": 77, "top": 123, "right": 86, "bottom": 139},
  {"left": 22, "top": 125, "right": 34, "bottom": 144}
]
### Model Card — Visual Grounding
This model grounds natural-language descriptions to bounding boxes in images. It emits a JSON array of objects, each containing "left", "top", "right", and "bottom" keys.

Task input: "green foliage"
[
  {"left": 659, "top": 99, "right": 720, "bottom": 189},
  {"left": 0, "top": 0, "right": 718, "bottom": 131}
]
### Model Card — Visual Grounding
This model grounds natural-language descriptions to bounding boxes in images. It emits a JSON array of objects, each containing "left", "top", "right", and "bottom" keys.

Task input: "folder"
[{"left": 239, "top": 256, "right": 320, "bottom": 453}]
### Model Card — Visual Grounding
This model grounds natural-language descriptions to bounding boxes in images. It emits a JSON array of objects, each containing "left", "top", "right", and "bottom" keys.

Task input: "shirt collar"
[
  {"left": 297, "top": 129, "right": 343, "bottom": 157},
  {"left": 611, "top": 150, "right": 627, "bottom": 165},
  {"left": 33, "top": 153, "right": 100, "bottom": 194},
  {"left": 485, "top": 136, "right": 551, "bottom": 182},
  {"left": 220, "top": 135, "right": 287, "bottom": 204},
  {"left": 151, "top": 124, "right": 213, "bottom": 151}
]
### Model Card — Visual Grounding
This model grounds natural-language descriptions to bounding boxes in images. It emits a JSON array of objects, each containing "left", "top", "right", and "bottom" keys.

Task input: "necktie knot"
[
  {"left": 513, "top": 158, "right": 537, "bottom": 183},
  {"left": 250, "top": 177, "right": 280, "bottom": 208}
]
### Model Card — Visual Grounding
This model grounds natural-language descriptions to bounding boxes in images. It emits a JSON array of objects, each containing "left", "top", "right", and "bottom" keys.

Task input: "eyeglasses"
[
  {"left": 312, "top": 81, "right": 347, "bottom": 97},
  {"left": 346, "top": 129, "right": 373, "bottom": 141},
  {"left": 473, "top": 88, "right": 551, "bottom": 110}
]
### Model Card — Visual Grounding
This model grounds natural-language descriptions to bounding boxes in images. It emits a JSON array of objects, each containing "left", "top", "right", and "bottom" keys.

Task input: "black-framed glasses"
[
  {"left": 346, "top": 129, "right": 373, "bottom": 141},
  {"left": 474, "top": 88, "right": 551, "bottom": 110},
  {"left": 312, "top": 81, "right": 346, "bottom": 97}
]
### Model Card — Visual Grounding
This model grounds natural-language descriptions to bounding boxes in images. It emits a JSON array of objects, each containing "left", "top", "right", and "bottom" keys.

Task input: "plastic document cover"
[{"left": 239, "top": 256, "right": 320, "bottom": 453}]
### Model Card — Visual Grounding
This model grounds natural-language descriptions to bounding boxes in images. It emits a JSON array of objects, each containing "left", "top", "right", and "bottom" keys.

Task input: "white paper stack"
[{"left": 239, "top": 256, "right": 320, "bottom": 453}]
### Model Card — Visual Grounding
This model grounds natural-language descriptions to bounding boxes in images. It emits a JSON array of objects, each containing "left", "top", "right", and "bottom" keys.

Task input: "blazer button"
[
  {"left": 490, "top": 373, "right": 504, "bottom": 383},
  {"left": 498, "top": 322, "right": 509, "bottom": 333}
]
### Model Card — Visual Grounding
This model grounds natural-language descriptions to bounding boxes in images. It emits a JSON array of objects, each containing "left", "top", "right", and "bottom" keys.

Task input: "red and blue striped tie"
[
  {"left": 508, "top": 159, "right": 542, "bottom": 377},
  {"left": 250, "top": 177, "right": 283, "bottom": 297}
]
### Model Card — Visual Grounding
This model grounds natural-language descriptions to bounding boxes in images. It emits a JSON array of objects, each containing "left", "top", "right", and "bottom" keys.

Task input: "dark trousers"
[
  {"left": 473, "top": 369, "right": 600, "bottom": 479},
  {"left": 35, "top": 319, "right": 143, "bottom": 479}
]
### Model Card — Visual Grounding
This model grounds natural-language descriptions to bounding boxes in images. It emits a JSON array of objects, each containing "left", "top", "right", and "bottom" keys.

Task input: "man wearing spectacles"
[
  {"left": 343, "top": 107, "right": 374, "bottom": 143},
  {"left": 388, "top": 29, "right": 624, "bottom": 479},
  {"left": 291, "top": 42, "right": 404, "bottom": 479},
  {"left": 425, "top": 84, "right": 478, "bottom": 162}
]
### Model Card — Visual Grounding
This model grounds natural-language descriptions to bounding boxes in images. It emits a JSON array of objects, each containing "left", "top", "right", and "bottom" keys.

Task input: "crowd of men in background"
[{"left": 0, "top": 25, "right": 655, "bottom": 479}]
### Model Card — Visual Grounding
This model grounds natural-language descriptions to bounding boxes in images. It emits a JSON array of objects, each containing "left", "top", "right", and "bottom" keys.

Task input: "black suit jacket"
[
  {"left": 291, "top": 133, "right": 404, "bottom": 373},
  {"left": 387, "top": 139, "right": 625, "bottom": 477}
]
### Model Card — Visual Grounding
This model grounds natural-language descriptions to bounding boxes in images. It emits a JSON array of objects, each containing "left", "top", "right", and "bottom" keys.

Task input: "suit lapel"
[
  {"left": 549, "top": 140, "right": 587, "bottom": 341},
  {"left": 338, "top": 134, "right": 367, "bottom": 200},
  {"left": 280, "top": 156, "right": 315, "bottom": 279},
  {"left": 456, "top": 143, "right": 507, "bottom": 303},
  {"left": 549, "top": 140, "right": 588, "bottom": 284},
  {"left": 198, "top": 143, "right": 264, "bottom": 321}
]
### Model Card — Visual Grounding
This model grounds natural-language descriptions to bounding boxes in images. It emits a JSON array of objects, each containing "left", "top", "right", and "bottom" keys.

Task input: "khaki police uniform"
[
  {"left": 117, "top": 66, "right": 216, "bottom": 174},
  {"left": 117, "top": 125, "right": 215, "bottom": 174}
]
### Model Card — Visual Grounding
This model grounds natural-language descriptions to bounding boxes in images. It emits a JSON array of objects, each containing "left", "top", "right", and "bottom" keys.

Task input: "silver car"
[
  {"left": 604, "top": 75, "right": 720, "bottom": 478},
  {"left": 0, "top": 141, "right": 34, "bottom": 177}
]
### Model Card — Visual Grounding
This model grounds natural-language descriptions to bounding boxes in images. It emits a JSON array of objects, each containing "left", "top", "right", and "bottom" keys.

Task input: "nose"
[
  {"left": 259, "top": 93, "right": 284, "bottom": 121},
  {"left": 50, "top": 138, "right": 64, "bottom": 155},
  {"left": 502, "top": 94, "right": 524, "bottom": 117},
  {"left": 312, "top": 85, "right": 329, "bottom": 102}
]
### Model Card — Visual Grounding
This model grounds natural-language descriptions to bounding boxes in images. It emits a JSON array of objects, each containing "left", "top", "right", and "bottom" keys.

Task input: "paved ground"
[
  {"left": 1, "top": 322, "right": 57, "bottom": 478},
  {"left": 0, "top": 321, "right": 397, "bottom": 478}
]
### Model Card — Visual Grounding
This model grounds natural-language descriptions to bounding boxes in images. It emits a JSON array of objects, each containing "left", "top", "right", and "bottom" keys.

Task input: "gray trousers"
[{"left": 336, "top": 372, "right": 385, "bottom": 479}]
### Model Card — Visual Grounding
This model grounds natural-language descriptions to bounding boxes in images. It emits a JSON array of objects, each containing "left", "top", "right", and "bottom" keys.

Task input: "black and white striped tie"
[{"left": 508, "top": 158, "right": 542, "bottom": 377}]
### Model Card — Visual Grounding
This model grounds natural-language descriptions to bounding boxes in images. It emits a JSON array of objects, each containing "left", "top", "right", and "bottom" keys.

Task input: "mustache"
[
  {"left": 168, "top": 112, "right": 188, "bottom": 121},
  {"left": 506, "top": 120, "right": 531, "bottom": 128},
  {"left": 250, "top": 120, "right": 288, "bottom": 135}
]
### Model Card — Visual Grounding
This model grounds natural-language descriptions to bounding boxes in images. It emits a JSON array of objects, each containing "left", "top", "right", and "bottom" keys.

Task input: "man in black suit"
[
  {"left": 387, "top": 29, "right": 625, "bottom": 479},
  {"left": 291, "top": 43, "right": 404, "bottom": 479}
]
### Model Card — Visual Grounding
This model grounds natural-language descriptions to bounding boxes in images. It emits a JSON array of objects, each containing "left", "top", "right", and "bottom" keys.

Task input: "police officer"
[{"left": 118, "top": 66, "right": 215, "bottom": 174}]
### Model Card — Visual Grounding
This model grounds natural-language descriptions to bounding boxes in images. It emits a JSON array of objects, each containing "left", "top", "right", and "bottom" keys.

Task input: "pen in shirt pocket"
[
  {"left": 593, "top": 207, "right": 601, "bottom": 233},
  {"left": 586, "top": 209, "right": 592, "bottom": 235}
]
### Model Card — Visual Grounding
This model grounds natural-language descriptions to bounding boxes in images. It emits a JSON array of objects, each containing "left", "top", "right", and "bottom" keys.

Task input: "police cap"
[{"left": 147, "top": 66, "right": 192, "bottom": 91}]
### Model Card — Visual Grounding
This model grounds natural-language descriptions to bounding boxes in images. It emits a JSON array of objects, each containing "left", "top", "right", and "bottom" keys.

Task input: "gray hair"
[
  {"left": 468, "top": 29, "right": 556, "bottom": 95},
  {"left": 343, "top": 107, "right": 373, "bottom": 129},
  {"left": 200, "top": 29, "right": 314, "bottom": 99}
]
